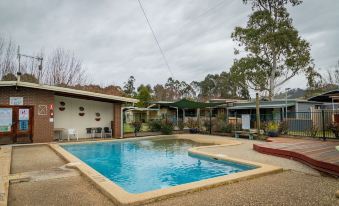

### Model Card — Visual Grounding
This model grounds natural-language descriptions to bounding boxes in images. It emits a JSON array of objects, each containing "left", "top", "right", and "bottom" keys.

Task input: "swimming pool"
[{"left": 61, "top": 138, "right": 256, "bottom": 194}]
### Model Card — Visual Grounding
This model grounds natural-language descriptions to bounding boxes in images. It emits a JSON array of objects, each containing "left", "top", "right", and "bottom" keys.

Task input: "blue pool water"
[{"left": 61, "top": 138, "right": 256, "bottom": 193}]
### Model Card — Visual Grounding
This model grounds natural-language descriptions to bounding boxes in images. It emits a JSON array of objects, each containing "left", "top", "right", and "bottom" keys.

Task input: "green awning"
[{"left": 162, "top": 99, "right": 223, "bottom": 109}]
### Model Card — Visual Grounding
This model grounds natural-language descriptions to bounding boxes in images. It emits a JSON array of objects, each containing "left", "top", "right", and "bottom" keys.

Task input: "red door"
[{"left": 0, "top": 106, "right": 34, "bottom": 143}]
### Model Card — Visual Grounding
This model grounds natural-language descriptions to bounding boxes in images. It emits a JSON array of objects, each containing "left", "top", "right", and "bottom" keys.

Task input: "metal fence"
[{"left": 226, "top": 110, "right": 339, "bottom": 139}]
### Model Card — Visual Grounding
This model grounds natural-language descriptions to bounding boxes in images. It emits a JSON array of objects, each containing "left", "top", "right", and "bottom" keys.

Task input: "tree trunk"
[{"left": 269, "top": 52, "right": 277, "bottom": 100}]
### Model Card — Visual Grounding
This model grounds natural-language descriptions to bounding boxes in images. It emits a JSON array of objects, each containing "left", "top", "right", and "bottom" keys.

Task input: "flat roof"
[
  {"left": 0, "top": 81, "right": 138, "bottom": 103},
  {"left": 308, "top": 89, "right": 339, "bottom": 102},
  {"left": 228, "top": 103, "right": 296, "bottom": 110},
  {"left": 228, "top": 99, "right": 322, "bottom": 110}
]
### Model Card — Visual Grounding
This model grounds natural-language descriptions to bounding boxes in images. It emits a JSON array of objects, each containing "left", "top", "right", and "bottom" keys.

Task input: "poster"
[
  {"left": 0, "top": 108, "right": 12, "bottom": 132},
  {"left": 241, "top": 114, "right": 251, "bottom": 130},
  {"left": 19, "top": 109, "right": 29, "bottom": 120},
  {"left": 10, "top": 97, "right": 23, "bottom": 105}
]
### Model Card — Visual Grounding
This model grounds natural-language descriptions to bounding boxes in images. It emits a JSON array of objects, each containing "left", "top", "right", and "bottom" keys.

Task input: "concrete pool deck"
[{"left": 1, "top": 134, "right": 338, "bottom": 206}]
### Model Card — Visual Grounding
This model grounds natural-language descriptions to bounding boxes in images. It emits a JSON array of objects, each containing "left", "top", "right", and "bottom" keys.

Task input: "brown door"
[{"left": 0, "top": 106, "right": 34, "bottom": 143}]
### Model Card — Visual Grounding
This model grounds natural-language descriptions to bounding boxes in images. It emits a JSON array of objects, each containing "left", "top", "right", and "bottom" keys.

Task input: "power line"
[
  {"left": 116, "top": 1, "right": 227, "bottom": 72},
  {"left": 137, "top": 0, "right": 174, "bottom": 77}
]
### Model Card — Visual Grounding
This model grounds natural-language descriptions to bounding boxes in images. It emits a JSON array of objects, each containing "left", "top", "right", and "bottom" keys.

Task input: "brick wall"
[
  {"left": 113, "top": 103, "right": 122, "bottom": 138},
  {"left": 0, "top": 87, "right": 54, "bottom": 143}
]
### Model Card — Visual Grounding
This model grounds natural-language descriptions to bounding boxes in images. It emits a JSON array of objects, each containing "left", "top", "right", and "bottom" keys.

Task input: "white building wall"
[{"left": 54, "top": 95, "right": 113, "bottom": 139}]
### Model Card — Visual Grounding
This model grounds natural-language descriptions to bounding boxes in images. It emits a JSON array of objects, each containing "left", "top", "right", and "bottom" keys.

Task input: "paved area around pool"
[
  {"left": 2, "top": 134, "right": 339, "bottom": 206},
  {"left": 9, "top": 176, "right": 113, "bottom": 206},
  {"left": 7, "top": 145, "right": 114, "bottom": 206},
  {"left": 10, "top": 145, "right": 65, "bottom": 174}
]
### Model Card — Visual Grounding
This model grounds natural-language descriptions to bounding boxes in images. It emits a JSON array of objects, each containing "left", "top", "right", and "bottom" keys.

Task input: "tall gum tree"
[{"left": 230, "top": 0, "right": 318, "bottom": 99}]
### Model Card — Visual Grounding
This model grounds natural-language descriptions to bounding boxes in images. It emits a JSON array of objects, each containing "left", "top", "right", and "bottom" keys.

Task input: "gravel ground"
[
  {"left": 146, "top": 171, "right": 339, "bottom": 206},
  {"left": 11, "top": 145, "right": 65, "bottom": 174},
  {"left": 200, "top": 137, "right": 321, "bottom": 175},
  {"left": 8, "top": 176, "right": 113, "bottom": 206}
]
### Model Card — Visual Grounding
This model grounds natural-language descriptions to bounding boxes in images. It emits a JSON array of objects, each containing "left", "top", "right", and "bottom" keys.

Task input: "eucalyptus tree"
[
  {"left": 231, "top": 0, "right": 317, "bottom": 99},
  {"left": 123, "top": 75, "right": 136, "bottom": 97}
]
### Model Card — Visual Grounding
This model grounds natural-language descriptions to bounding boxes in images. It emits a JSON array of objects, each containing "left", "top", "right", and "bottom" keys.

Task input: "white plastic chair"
[{"left": 67, "top": 128, "right": 79, "bottom": 141}]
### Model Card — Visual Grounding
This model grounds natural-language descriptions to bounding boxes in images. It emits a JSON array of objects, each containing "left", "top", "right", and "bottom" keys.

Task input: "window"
[{"left": 0, "top": 108, "right": 13, "bottom": 132}]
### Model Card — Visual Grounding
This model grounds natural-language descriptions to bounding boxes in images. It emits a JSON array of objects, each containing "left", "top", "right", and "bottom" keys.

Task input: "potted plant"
[
  {"left": 95, "top": 112, "right": 101, "bottom": 121},
  {"left": 266, "top": 121, "right": 279, "bottom": 137}
]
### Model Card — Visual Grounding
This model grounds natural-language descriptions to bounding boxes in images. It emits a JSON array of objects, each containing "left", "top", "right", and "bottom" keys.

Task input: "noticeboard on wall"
[
  {"left": 241, "top": 114, "right": 251, "bottom": 130},
  {"left": 0, "top": 108, "right": 13, "bottom": 132},
  {"left": 10, "top": 97, "right": 24, "bottom": 105},
  {"left": 19, "top": 109, "right": 29, "bottom": 120}
]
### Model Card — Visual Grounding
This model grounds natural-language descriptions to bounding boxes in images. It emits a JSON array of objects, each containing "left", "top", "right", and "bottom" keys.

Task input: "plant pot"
[{"left": 267, "top": 131, "right": 279, "bottom": 137}]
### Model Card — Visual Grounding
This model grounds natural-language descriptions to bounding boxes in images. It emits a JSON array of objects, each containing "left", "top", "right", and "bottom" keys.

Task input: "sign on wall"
[
  {"left": 241, "top": 114, "right": 251, "bottom": 130},
  {"left": 0, "top": 108, "right": 12, "bottom": 132},
  {"left": 19, "top": 109, "right": 29, "bottom": 120},
  {"left": 10, "top": 97, "right": 23, "bottom": 105}
]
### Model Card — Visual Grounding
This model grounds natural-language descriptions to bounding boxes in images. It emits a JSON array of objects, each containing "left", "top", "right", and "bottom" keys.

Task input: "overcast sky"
[{"left": 0, "top": 0, "right": 338, "bottom": 91}]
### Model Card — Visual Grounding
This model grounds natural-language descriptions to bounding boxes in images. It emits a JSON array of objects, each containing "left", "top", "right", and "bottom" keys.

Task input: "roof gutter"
[{"left": 0, "top": 81, "right": 138, "bottom": 103}]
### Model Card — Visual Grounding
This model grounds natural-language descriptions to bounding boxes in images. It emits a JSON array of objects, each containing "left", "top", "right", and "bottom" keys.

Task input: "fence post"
[
  {"left": 322, "top": 110, "right": 326, "bottom": 141},
  {"left": 209, "top": 108, "right": 212, "bottom": 135}
]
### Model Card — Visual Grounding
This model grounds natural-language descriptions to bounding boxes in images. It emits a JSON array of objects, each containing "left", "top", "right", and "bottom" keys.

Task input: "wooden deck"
[{"left": 253, "top": 138, "right": 339, "bottom": 176}]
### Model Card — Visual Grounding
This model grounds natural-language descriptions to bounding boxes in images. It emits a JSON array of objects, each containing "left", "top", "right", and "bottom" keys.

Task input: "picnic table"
[{"left": 234, "top": 129, "right": 262, "bottom": 140}]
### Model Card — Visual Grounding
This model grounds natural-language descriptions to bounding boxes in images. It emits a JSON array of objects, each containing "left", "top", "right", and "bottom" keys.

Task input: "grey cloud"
[{"left": 0, "top": 0, "right": 338, "bottom": 89}]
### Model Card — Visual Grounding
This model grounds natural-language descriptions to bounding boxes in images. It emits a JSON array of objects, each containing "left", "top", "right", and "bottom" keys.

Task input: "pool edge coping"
[
  {"left": 0, "top": 146, "right": 12, "bottom": 206},
  {"left": 49, "top": 135, "right": 283, "bottom": 206}
]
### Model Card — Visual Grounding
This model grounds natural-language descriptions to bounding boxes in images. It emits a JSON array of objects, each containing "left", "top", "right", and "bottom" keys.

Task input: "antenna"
[
  {"left": 17, "top": 45, "right": 44, "bottom": 84},
  {"left": 17, "top": 46, "right": 21, "bottom": 82}
]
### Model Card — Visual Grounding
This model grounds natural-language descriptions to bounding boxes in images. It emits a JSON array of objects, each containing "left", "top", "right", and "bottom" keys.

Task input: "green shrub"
[
  {"left": 233, "top": 123, "right": 242, "bottom": 131},
  {"left": 220, "top": 124, "right": 233, "bottom": 133},
  {"left": 161, "top": 122, "right": 174, "bottom": 135},
  {"left": 278, "top": 120, "right": 288, "bottom": 135},
  {"left": 149, "top": 120, "right": 162, "bottom": 132},
  {"left": 178, "top": 120, "right": 184, "bottom": 130},
  {"left": 267, "top": 121, "right": 279, "bottom": 132},
  {"left": 131, "top": 121, "right": 142, "bottom": 136}
]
